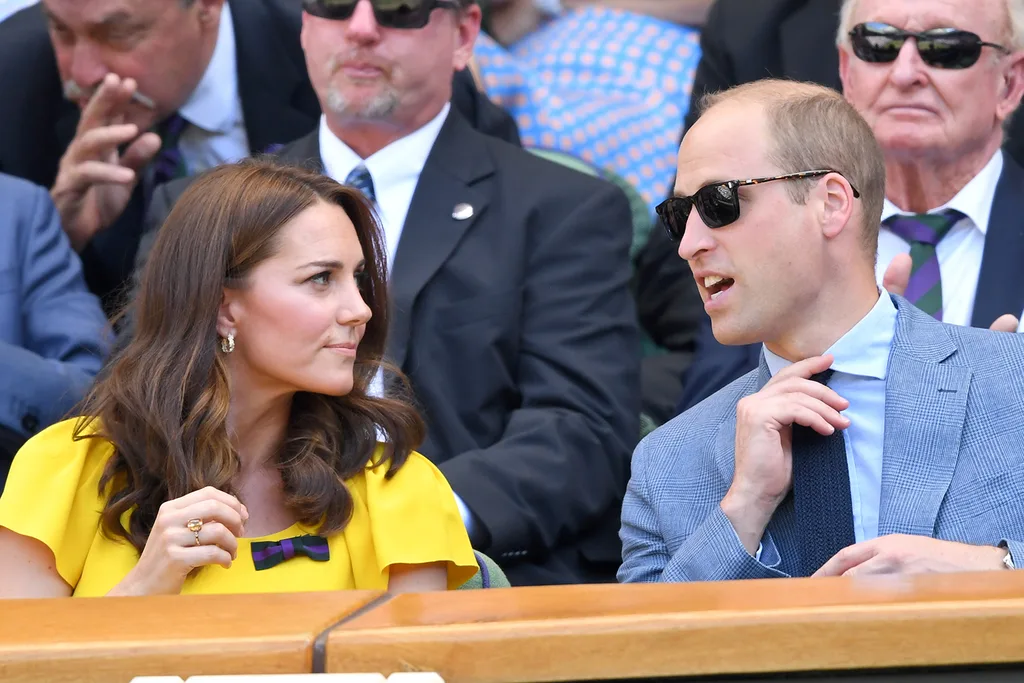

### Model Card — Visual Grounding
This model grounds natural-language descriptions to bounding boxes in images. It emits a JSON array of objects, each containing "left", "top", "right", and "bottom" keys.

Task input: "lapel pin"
[{"left": 452, "top": 203, "right": 474, "bottom": 220}]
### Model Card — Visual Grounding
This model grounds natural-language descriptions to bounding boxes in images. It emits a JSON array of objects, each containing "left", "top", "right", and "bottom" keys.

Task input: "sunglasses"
[
  {"left": 302, "top": 0, "right": 461, "bottom": 29},
  {"left": 849, "top": 22, "right": 1011, "bottom": 69},
  {"left": 656, "top": 170, "right": 860, "bottom": 241}
]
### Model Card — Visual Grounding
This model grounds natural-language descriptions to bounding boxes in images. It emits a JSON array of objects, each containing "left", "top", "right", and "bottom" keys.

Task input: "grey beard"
[{"left": 324, "top": 84, "right": 400, "bottom": 121}]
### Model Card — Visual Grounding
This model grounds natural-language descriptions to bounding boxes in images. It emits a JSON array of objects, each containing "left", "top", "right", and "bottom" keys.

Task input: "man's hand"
[
  {"left": 813, "top": 534, "right": 1010, "bottom": 577},
  {"left": 883, "top": 254, "right": 1019, "bottom": 332},
  {"left": 721, "top": 354, "right": 850, "bottom": 555},
  {"left": 51, "top": 73, "right": 162, "bottom": 251}
]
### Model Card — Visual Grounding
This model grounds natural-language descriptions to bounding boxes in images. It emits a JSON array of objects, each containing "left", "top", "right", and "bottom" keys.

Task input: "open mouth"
[{"left": 704, "top": 275, "right": 735, "bottom": 301}]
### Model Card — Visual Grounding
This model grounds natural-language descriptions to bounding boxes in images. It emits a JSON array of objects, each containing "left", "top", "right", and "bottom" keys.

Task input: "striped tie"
[
  {"left": 152, "top": 113, "right": 190, "bottom": 188},
  {"left": 882, "top": 209, "right": 964, "bottom": 320},
  {"left": 345, "top": 164, "right": 376, "bottom": 203}
]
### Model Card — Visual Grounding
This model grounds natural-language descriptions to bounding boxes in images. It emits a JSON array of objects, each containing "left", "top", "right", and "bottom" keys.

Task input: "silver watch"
[{"left": 1000, "top": 544, "right": 1015, "bottom": 570}]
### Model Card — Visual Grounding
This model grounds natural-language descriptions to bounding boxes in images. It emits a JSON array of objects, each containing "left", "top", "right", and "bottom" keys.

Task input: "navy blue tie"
[
  {"left": 345, "top": 165, "right": 376, "bottom": 203},
  {"left": 791, "top": 369, "right": 856, "bottom": 577}
]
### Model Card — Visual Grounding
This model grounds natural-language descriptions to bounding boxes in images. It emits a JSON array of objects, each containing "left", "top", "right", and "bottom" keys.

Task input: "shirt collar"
[
  {"left": 318, "top": 102, "right": 451, "bottom": 187},
  {"left": 881, "top": 149, "right": 1003, "bottom": 236},
  {"left": 177, "top": 2, "right": 241, "bottom": 135},
  {"left": 763, "top": 291, "right": 898, "bottom": 381}
]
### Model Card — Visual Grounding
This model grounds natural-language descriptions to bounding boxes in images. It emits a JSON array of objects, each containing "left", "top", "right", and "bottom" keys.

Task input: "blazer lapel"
[
  {"left": 231, "top": 0, "right": 319, "bottom": 154},
  {"left": 878, "top": 297, "right": 972, "bottom": 537},
  {"left": 971, "top": 155, "right": 1024, "bottom": 327},
  {"left": 778, "top": 0, "right": 843, "bottom": 88},
  {"left": 274, "top": 130, "right": 322, "bottom": 170},
  {"left": 386, "top": 110, "right": 494, "bottom": 367},
  {"left": 713, "top": 352, "right": 769, "bottom": 484}
]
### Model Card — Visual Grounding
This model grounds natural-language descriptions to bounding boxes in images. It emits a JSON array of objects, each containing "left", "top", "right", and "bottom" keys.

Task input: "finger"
[
  {"left": 842, "top": 554, "right": 899, "bottom": 577},
  {"left": 786, "top": 403, "right": 847, "bottom": 436},
  {"left": 990, "top": 314, "right": 1020, "bottom": 333},
  {"left": 882, "top": 253, "right": 913, "bottom": 297},
  {"left": 769, "top": 354, "right": 835, "bottom": 384},
  {"left": 178, "top": 498, "right": 246, "bottom": 537},
  {"left": 66, "top": 124, "right": 141, "bottom": 162},
  {"left": 77, "top": 74, "right": 135, "bottom": 132},
  {"left": 813, "top": 542, "right": 878, "bottom": 577},
  {"left": 119, "top": 132, "right": 162, "bottom": 172},
  {"left": 167, "top": 486, "right": 247, "bottom": 521},
  {"left": 776, "top": 378, "right": 851, "bottom": 413},
  {"left": 55, "top": 161, "right": 135, "bottom": 194},
  {"left": 191, "top": 522, "right": 239, "bottom": 560},
  {"left": 168, "top": 543, "right": 235, "bottom": 571}
]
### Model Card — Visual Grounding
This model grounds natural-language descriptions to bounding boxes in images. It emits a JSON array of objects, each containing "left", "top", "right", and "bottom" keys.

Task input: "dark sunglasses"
[
  {"left": 849, "top": 22, "right": 1011, "bottom": 69},
  {"left": 656, "top": 170, "right": 860, "bottom": 241},
  {"left": 302, "top": 0, "right": 461, "bottom": 29}
]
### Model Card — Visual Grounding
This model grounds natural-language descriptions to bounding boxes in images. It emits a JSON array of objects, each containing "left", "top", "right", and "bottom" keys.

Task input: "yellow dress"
[{"left": 0, "top": 419, "right": 478, "bottom": 596}]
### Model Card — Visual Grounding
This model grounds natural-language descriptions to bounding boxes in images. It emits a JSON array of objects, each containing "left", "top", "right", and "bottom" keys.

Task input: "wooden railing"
[{"left": 4, "top": 572, "right": 1024, "bottom": 683}]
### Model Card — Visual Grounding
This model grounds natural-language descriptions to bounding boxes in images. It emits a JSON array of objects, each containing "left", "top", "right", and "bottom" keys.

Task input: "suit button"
[{"left": 21, "top": 413, "right": 39, "bottom": 434}]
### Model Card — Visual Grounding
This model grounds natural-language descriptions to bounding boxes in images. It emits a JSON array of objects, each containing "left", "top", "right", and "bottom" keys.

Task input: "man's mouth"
[{"left": 703, "top": 275, "right": 735, "bottom": 301}]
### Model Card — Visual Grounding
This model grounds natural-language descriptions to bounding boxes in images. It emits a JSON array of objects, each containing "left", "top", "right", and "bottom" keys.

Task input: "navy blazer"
[{"left": 0, "top": 173, "right": 109, "bottom": 483}]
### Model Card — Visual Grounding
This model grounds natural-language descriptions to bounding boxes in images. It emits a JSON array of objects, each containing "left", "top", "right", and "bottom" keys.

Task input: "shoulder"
[
  {"left": 634, "top": 370, "right": 756, "bottom": 473},
  {"left": 944, "top": 325, "right": 1024, "bottom": 378},
  {"left": 16, "top": 417, "right": 113, "bottom": 469},
  {"left": 482, "top": 133, "right": 625, "bottom": 200},
  {"left": 359, "top": 447, "right": 449, "bottom": 490},
  {"left": 0, "top": 173, "right": 48, "bottom": 216}
]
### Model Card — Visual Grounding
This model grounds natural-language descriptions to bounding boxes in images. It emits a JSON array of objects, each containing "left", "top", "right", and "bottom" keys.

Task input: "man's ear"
[
  {"left": 996, "top": 51, "right": 1024, "bottom": 123},
  {"left": 820, "top": 173, "right": 857, "bottom": 241},
  {"left": 452, "top": 3, "right": 483, "bottom": 72}
]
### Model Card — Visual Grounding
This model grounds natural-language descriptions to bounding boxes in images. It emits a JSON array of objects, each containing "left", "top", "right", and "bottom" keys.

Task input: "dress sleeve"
[
  {"left": 356, "top": 449, "right": 479, "bottom": 590},
  {"left": 0, "top": 418, "right": 111, "bottom": 588}
]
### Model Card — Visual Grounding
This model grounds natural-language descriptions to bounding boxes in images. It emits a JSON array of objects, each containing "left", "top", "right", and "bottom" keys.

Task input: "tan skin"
[
  {"left": 43, "top": 0, "right": 223, "bottom": 250},
  {"left": 676, "top": 94, "right": 1009, "bottom": 577},
  {"left": 0, "top": 202, "right": 447, "bottom": 597}
]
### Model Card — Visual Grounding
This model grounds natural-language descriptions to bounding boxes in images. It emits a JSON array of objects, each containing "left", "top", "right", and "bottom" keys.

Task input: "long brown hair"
[{"left": 75, "top": 160, "right": 424, "bottom": 552}]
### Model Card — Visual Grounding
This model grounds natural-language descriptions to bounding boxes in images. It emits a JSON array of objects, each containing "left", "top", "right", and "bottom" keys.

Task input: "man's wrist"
[
  {"left": 997, "top": 543, "right": 1015, "bottom": 570},
  {"left": 720, "top": 491, "right": 774, "bottom": 556}
]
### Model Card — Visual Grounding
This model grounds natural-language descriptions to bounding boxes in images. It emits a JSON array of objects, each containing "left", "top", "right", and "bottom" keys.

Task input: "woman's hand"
[{"left": 108, "top": 487, "right": 248, "bottom": 596}]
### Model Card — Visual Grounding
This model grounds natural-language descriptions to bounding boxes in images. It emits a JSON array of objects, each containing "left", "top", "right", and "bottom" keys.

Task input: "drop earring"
[{"left": 220, "top": 332, "right": 235, "bottom": 354}]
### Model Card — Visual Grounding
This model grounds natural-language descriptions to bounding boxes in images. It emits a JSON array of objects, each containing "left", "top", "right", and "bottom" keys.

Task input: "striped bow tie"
[{"left": 251, "top": 534, "right": 330, "bottom": 571}]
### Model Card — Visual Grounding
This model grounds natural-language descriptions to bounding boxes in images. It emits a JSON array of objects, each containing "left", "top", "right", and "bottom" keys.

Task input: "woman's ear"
[{"left": 217, "top": 289, "right": 240, "bottom": 340}]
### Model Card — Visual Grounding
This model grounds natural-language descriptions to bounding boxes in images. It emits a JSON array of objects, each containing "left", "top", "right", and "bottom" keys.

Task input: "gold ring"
[{"left": 186, "top": 518, "right": 203, "bottom": 546}]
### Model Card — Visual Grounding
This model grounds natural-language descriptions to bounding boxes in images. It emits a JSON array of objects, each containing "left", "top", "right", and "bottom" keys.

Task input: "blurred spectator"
[
  {"left": 0, "top": 172, "right": 108, "bottom": 491},
  {"left": 135, "top": 0, "right": 641, "bottom": 586},
  {"left": 651, "top": 0, "right": 1024, "bottom": 413},
  {"left": 0, "top": 0, "right": 516, "bottom": 313}
]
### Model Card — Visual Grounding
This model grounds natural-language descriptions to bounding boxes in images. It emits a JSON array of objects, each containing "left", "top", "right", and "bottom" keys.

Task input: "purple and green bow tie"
[{"left": 251, "top": 534, "right": 330, "bottom": 571}]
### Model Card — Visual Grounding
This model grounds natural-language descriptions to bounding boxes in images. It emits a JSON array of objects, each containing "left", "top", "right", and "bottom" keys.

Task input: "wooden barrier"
[
  {"left": 0, "top": 591, "right": 384, "bottom": 683},
  {"left": 323, "top": 572, "right": 1024, "bottom": 682}
]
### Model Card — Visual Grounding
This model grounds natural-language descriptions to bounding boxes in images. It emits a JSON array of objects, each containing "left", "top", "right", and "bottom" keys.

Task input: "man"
[
  {"left": 0, "top": 173, "right": 109, "bottom": 491},
  {"left": 138, "top": 0, "right": 640, "bottom": 586},
  {"left": 665, "top": 0, "right": 1024, "bottom": 413},
  {"left": 0, "top": 0, "right": 516, "bottom": 312},
  {"left": 618, "top": 79, "right": 1024, "bottom": 583}
]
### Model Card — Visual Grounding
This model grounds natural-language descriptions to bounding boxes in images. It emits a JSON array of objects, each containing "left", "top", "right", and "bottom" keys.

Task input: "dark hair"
[{"left": 74, "top": 160, "right": 425, "bottom": 552}]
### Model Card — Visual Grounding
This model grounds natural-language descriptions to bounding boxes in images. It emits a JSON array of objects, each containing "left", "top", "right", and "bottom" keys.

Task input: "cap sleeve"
[
  {"left": 0, "top": 418, "right": 112, "bottom": 588},
  {"left": 353, "top": 449, "right": 478, "bottom": 590}
]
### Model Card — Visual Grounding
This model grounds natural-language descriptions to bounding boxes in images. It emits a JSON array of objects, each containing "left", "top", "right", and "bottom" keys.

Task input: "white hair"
[{"left": 836, "top": 0, "right": 1024, "bottom": 51}]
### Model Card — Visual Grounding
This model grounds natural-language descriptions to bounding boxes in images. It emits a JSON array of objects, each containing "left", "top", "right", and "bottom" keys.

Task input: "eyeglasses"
[
  {"left": 302, "top": 0, "right": 461, "bottom": 29},
  {"left": 849, "top": 22, "right": 1011, "bottom": 69},
  {"left": 656, "top": 170, "right": 860, "bottom": 241}
]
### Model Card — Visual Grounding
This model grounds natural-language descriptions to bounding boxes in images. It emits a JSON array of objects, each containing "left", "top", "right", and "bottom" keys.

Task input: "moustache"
[
  {"left": 326, "top": 53, "right": 391, "bottom": 76},
  {"left": 63, "top": 79, "right": 156, "bottom": 110}
]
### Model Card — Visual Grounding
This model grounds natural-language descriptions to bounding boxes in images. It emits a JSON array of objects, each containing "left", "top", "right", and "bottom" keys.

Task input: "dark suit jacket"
[
  {"left": 137, "top": 108, "right": 641, "bottom": 586},
  {"left": 0, "top": 1, "right": 518, "bottom": 312},
  {"left": 678, "top": 155, "right": 1024, "bottom": 414}
]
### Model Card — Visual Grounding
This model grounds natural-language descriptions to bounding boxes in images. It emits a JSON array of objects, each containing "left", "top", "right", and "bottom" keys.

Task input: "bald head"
[{"left": 694, "top": 80, "right": 886, "bottom": 256}]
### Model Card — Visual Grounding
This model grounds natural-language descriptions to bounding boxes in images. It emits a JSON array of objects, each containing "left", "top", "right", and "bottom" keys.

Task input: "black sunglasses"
[
  {"left": 656, "top": 170, "right": 860, "bottom": 241},
  {"left": 302, "top": 0, "right": 461, "bottom": 29},
  {"left": 849, "top": 22, "right": 1011, "bottom": 69}
]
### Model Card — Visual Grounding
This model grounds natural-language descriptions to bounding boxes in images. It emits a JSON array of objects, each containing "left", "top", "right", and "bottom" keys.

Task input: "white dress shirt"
[
  {"left": 762, "top": 292, "right": 897, "bottom": 547},
  {"left": 177, "top": 2, "right": 250, "bottom": 173},
  {"left": 318, "top": 102, "right": 450, "bottom": 271},
  {"left": 875, "top": 150, "right": 1003, "bottom": 327}
]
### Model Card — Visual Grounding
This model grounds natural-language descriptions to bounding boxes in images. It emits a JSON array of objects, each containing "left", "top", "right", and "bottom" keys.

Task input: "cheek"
[{"left": 247, "top": 289, "right": 334, "bottom": 352}]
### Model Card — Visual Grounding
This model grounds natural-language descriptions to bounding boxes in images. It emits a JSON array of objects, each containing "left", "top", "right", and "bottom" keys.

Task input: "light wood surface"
[
  {"left": 0, "top": 591, "right": 381, "bottom": 683},
  {"left": 325, "top": 573, "right": 1024, "bottom": 682}
]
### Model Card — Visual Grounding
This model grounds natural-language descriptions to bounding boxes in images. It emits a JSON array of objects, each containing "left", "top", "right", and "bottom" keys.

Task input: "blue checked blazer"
[{"left": 619, "top": 295, "right": 1024, "bottom": 582}]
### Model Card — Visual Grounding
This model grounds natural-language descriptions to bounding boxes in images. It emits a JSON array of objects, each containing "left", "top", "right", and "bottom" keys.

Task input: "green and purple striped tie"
[{"left": 883, "top": 209, "right": 964, "bottom": 320}]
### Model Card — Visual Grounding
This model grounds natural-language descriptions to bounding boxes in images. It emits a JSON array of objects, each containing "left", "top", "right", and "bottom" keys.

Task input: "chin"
[{"left": 710, "top": 317, "right": 762, "bottom": 347}]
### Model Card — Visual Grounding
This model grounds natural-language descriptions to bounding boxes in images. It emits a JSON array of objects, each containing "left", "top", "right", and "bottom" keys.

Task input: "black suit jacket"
[
  {"left": 137, "top": 109, "right": 641, "bottom": 586},
  {"left": 0, "top": 1, "right": 518, "bottom": 311},
  {"left": 677, "top": 155, "right": 1024, "bottom": 414}
]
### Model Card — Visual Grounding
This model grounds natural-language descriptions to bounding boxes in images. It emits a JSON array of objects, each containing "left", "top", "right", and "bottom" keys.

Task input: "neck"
[
  {"left": 884, "top": 136, "right": 1000, "bottom": 212},
  {"left": 325, "top": 102, "right": 445, "bottom": 159},
  {"left": 765, "top": 268, "right": 880, "bottom": 363},
  {"left": 226, "top": 375, "right": 294, "bottom": 477}
]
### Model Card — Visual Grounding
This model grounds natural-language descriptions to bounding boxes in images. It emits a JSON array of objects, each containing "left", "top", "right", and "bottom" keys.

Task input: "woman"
[{"left": 0, "top": 161, "right": 478, "bottom": 597}]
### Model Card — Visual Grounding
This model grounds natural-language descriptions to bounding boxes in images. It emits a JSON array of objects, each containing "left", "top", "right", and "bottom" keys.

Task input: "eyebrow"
[
  {"left": 674, "top": 178, "right": 728, "bottom": 198},
  {"left": 96, "top": 10, "right": 136, "bottom": 29},
  {"left": 297, "top": 259, "right": 366, "bottom": 270}
]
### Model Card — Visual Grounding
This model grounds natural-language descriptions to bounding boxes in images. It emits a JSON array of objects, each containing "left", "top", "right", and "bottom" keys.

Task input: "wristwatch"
[{"left": 1000, "top": 543, "right": 1015, "bottom": 570}]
